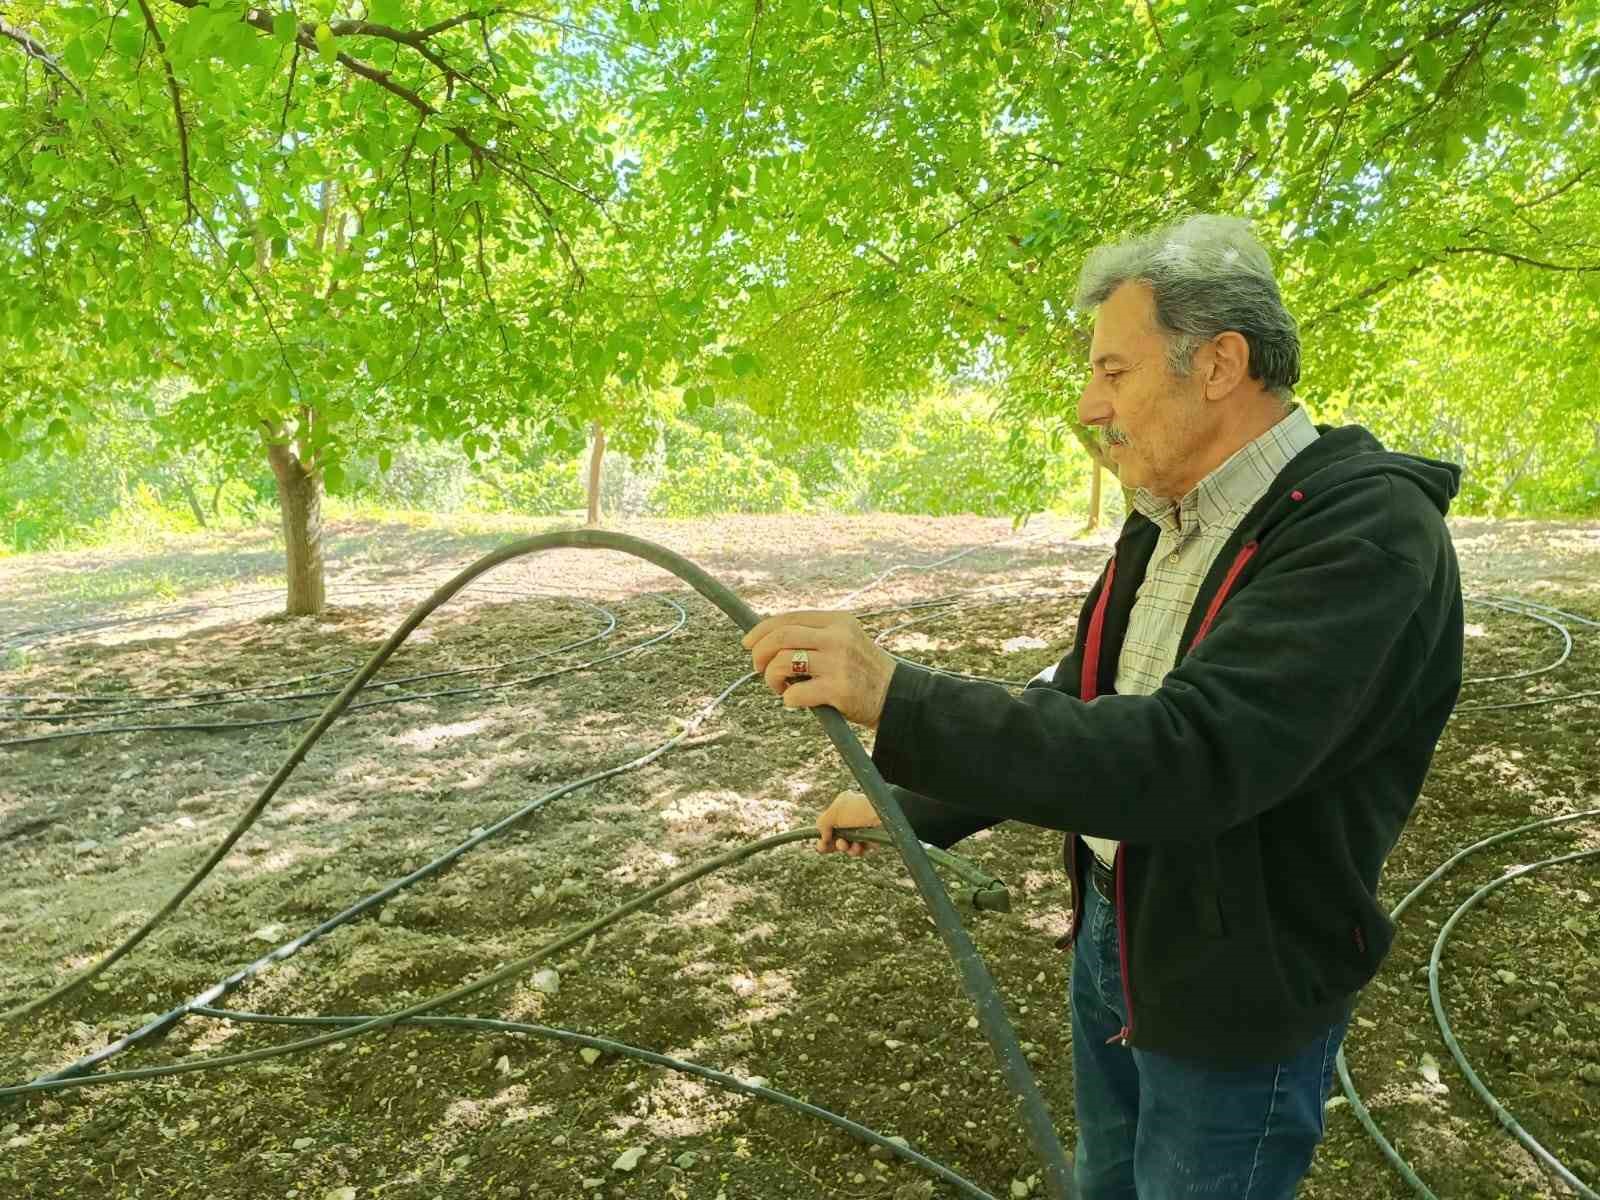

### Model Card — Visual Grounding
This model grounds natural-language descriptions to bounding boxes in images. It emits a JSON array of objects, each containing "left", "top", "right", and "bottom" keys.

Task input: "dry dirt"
[{"left": 1, "top": 512, "right": 1598, "bottom": 1200}]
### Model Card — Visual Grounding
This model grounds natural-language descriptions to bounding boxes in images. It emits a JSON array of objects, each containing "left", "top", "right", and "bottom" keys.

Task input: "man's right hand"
[{"left": 816, "top": 789, "right": 883, "bottom": 857}]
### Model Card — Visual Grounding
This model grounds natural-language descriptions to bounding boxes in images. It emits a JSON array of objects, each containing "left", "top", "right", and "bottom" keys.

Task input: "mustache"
[{"left": 1101, "top": 427, "right": 1129, "bottom": 446}]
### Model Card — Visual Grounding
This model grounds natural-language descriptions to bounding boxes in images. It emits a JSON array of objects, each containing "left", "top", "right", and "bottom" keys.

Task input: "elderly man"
[{"left": 743, "top": 215, "right": 1464, "bottom": 1199}]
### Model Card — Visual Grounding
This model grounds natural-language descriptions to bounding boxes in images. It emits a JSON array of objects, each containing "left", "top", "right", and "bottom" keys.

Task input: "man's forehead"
[{"left": 1088, "top": 281, "right": 1158, "bottom": 360}]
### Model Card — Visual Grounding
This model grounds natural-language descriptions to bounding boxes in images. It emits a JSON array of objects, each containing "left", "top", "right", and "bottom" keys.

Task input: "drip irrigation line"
[
  {"left": 0, "top": 596, "right": 614, "bottom": 711},
  {"left": 1459, "top": 598, "right": 1572, "bottom": 685},
  {"left": 1429, "top": 847, "right": 1600, "bottom": 1199},
  {"left": 874, "top": 592, "right": 1063, "bottom": 689},
  {"left": 1335, "top": 807, "right": 1600, "bottom": 1200},
  {"left": 1442, "top": 596, "right": 1600, "bottom": 714},
  {"left": 1488, "top": 596, "right": 1600, "bottom": 631},
  {"left": 0, "top": 598, "right": 686, "bottom": 748},
  {"left": 0, "top": 599, "right": 618, "bottom": 722},
  {"left": 2, "top": 580, "right": 551, "bottom": 653},
  {"left": 0, "top": 529, "right": 1074, "bottom": 1199},
  {"left": 834, "top": 523, "right": 1068, "bottom": 610},
  {"left": 1454, "top": 686, "right": 1600, "bottom": 714},
  {"left": 11, "top": 670, "right": 756, "bottom": 1082},
  {"left": 2, "top": 825, "right": 1007, "bottom": 1101},
  {"left": 189, "top": 1007, "right": 1000, "bottom": 1200}
]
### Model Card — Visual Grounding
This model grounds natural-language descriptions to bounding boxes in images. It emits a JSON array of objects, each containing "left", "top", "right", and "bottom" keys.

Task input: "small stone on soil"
[{"left": 611, "top": 1146, "right": 646, "bottom": 1172}]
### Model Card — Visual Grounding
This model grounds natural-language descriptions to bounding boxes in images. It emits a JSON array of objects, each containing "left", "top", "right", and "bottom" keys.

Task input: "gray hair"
[{"left": 1075, "top": 215, "right": 1301, "bottom": 402}]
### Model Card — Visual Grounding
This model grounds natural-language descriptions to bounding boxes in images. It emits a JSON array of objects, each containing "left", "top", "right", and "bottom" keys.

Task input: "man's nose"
[{"left": 1078, "top": 379, "right": 1109, "bottom": 428}]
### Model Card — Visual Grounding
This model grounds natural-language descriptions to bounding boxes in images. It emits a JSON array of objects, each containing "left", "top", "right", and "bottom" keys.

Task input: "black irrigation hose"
[
  {"left": 1335, "top": 808, "right": 1600, "bottom": 1200},
  {"left": 1454, "top": 596, "right": 1600, "bottom": 713},
  {"left": 190, "top": 1007, "right": 1001, "bottom": 1200},
  {"left": 1335, "top": 594, "right": 1600, "bottom": 1197},
  {"left": 7, "top": 823, "right": 1008, "bottom": 1098},
  {"left": 0, "top": 596, "right": 616, "bottom": 713},
  {"left": 0, "top": 529, "right": 1075, "bottom": 1199},
  {"left": 0, "top": 824, "right": 1015, "bottom": 1200},
  {"left": 835, "top": 524, "right": 1064, "bottom": 609},
  {"left": 11, "top": 670, "right": 755, "bottom": 1083},
  {"left": 1460, "top": 597, "right": 1573, "bottom": 684},
  {"left": 1, "top": 580, "right": 548, "bottom": 653},
  {"left": 0, "top": 597, "right": 618, "bottom": 720},
  {"left": 0, "top": 598, "right": 686, "bottom": 748},
  {"left": 875, "top": 592, "right": 1063, "bottom": 689},
  {"left": 1430, "top": 844, "right": 1600, "bottom": 1200}
]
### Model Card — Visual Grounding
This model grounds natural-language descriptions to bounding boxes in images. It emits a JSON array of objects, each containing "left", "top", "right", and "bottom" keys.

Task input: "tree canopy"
[{"left": 3, "top": 1, "right": 1596, "bottom": 602}]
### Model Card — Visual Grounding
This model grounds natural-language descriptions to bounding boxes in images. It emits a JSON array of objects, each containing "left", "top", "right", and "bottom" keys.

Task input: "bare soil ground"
[{"left": 1, "top": 513, "right": 1598, "bottom": 1200}]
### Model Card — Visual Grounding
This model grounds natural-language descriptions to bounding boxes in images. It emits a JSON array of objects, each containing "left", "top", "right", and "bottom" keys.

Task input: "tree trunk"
[
  {"left": 180, "top": 477, "right": 208, "bottom": 529},
  {"left": 265, "top": 439, "right": 326, "bottom": 616},
  {"left": 211, "top": 479, "right": 227, "bottom": 517},
  {"left": 1085, "top": 461, "right": 1102, "bottom": 532},
  {"left": 586, "top": 421, "right": 605, "bottom": 526},
  {"left": 1068, "top": 423, "right": 1135, "bottom": 523}
]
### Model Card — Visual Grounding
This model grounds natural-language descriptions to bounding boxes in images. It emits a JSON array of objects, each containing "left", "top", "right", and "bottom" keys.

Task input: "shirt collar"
[{"left": 1132, "top": 405, "right": 1318, "bottom": 535}]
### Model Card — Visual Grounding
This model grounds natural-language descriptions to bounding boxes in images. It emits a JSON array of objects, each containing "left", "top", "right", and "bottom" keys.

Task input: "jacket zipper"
[
  {"left": 1106, "top": 841, "right": 1135, "bottom": 1047},
  {"left": 1056, "top": 555, "right": 1118, "bottom": 954},
  {"left": 1069, "top": 540, "right": 1261, "bottom": 1039}
]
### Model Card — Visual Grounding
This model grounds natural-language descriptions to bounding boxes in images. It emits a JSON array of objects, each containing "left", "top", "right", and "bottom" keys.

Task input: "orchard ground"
[{"left": 2, "top": 512, "right": 1598, "bottom": 1200}]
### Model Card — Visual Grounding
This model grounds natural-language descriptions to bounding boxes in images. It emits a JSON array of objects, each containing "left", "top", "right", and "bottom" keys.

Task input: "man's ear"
[{"left": 1204, "top": 330, "right": 1252, "bottom": 399}]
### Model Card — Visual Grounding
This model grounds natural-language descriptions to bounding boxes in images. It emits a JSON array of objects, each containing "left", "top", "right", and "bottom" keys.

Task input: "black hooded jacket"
[{"left": 872, "top": 425, "right": 1464, "bottom": 1064}]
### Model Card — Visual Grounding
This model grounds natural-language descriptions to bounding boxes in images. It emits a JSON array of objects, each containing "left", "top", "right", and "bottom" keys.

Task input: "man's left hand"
[{"left": 741, "top": 610, "right": 897, "bottom": 727}]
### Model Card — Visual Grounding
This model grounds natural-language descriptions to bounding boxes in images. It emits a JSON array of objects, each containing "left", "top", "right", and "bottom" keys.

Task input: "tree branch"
[
  {"left": 1443, "top": 245, "right": 1600, "bottom": 272},
  {"left": 0, "top": 17, "right": 83, "bottom": 95},
  {"left": 744, "top": 0, "right": 763, "bottom": 113},
  {"left": 868, "top": 0, "right": 887, "bottom": 84},
  {"left": 1516, "top": 162, "right": 1596, "bottom": 210},
  {"left": 279, "top": 41, "right": 300, "bottom": 138},
  {"left": 1141, "top": 0, "right": 1165, "bottom": 52},
  {"left": 135, "top": 0, "right": 194, "bottom": 222},
  {"left": 1302, "top": 261, "right": 1432, "bottom": 330}
]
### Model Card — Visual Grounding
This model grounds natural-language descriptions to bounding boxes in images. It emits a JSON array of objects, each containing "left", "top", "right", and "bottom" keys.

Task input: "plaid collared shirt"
[{"left": 1083, "top": 405, "right": 1319, "bottom": 868}]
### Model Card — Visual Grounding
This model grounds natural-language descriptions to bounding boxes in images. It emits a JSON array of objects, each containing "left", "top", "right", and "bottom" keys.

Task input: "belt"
[{"left": 1090, "top": 853, "right": 1117, "bottom": 903}]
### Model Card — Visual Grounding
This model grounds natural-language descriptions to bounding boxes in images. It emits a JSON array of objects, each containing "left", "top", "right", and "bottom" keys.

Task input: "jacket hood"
[
  {"left": 1308, "top": 424, "right": 1460, "bottom": 512},
  {"left": 1242, "top": 424, "right": 1462, "bottom": 541}
]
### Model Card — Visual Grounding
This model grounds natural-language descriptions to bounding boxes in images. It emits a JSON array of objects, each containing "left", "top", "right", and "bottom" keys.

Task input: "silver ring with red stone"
[{"left": 787, "top": 649, "right": 811, "bottom": 680}]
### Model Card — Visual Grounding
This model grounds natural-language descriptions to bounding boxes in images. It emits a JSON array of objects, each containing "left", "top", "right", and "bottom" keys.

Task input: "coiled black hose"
[{"left": 0, "top": 530, "right": 1075, "bottom": 1200}]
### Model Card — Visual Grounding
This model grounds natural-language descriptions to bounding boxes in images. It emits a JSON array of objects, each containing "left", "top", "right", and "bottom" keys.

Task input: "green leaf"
[
  {"left": 1412, "top": 43, "right": 1445, "bottom": 90},
  {"left": 273, "top": 10, "right": 296, "bottom": 42},
  {"left": 314, "top": 22, "right": 337, "bottom": 66},
  {"left": 62, "top": 36, "right": 93, "bottom": 78},
  {"left": 378, "top": 447, "right": 393, "bottom": 473},
  {"left": 1181, "top": 68, "right": 1205, "bottom": 107},
  {"left": 321, "top": 461, "right": 345, "bottom": 493},
  {"left": 1488, "top": 82, "right": 1528, "bottom": 115},
  {"left": 1231, "top": 78, "right": 1263, "bottom": 113}
]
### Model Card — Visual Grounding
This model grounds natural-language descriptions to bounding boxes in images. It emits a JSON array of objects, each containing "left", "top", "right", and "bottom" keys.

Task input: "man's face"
[{"left": 1078, "top": 281, "right": 1209, "bottom": 499}]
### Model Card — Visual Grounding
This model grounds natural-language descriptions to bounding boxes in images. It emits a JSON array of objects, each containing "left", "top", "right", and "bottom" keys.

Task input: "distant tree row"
[{"left": 3, "top": 0, "right": 1594, "bottom": 608}]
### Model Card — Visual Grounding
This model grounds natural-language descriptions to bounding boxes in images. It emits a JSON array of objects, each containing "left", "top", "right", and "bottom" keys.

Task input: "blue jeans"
[{"left": 1069, "top": 867, "right": 1347, "bottom": 1199}]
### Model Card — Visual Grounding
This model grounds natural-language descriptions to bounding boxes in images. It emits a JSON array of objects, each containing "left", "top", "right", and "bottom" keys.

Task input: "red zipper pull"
[{"left": 1104, "top": 1026, "right": 1131, "bottom": 1047}]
